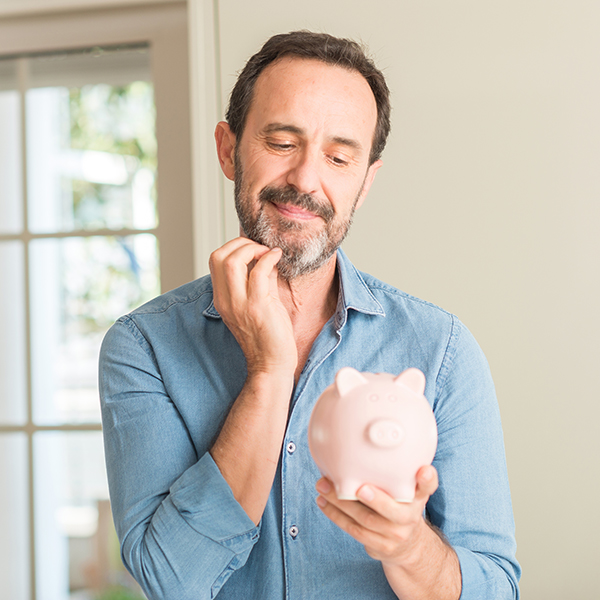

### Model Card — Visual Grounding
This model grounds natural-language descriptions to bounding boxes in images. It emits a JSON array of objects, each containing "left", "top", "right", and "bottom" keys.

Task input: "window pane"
[
  {"left": 30, "top": 235, "right": 160, "bottom": 425},
  {"left": 0, "top": 58, "right": 23, "bottom": 234},
  {"left": 34, "top": 432, "right": 145, "bottom": 600},
  {"left": 0, "top": 433, "right": 30, "bottom": 600},
  {"left": 26, "top": 50, "right": 157, "bottom": 234},
  {"left": 0, "top": 241, "right": 27, "bottom": 425}
]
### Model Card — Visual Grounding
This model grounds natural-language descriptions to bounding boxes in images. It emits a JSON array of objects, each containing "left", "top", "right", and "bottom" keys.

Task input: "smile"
[{"left": 272, "top": 202, "right": 319, "bottom": 221}]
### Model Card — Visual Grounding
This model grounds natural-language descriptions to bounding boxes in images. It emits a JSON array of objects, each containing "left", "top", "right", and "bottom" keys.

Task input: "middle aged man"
[{"left": 100, "top": 31, "right": 520, "bottom": 600}]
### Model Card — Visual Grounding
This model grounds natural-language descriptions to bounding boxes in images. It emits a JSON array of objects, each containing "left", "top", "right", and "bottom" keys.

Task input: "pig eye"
[
  {"left": 368, "top": 394, "right": 379, "bottom": 402},
  {"left": 387, "top": 394, "right": 398, "bottom": 402}
]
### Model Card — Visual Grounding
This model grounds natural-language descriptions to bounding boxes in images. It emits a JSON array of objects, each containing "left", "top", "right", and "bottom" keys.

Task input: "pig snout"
[{"left": 367, "top": 419, "right": 404, "bottom": 448}]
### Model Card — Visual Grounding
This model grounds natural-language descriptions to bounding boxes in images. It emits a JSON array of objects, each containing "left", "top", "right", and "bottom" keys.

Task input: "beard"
[{"left": 234, "top": 156, "right": 362, "bottom": 281}]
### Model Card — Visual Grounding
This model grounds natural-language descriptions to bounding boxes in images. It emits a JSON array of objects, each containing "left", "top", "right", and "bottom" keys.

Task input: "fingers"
[
  {"left": 208, "top": 238, "right": 296, "bottom": 375},
  {"left": 315, "top": 475, "right": 437, "bottom": 563},
  {"left": 248, "top": 247, "right": 283, "bottom": 302},
  {"left": 316, "top": 490, "right": 388, "bottom": 552},
  {"left": 414, "top": 465, "right": 439, "bottom": 502},
  {"left": 210, "top": 238, "right": 272, "bottom": 298},
  {"left": 316, "top": 479, "right": 403, "bottom": 536},
  {"left": 315, "top": 467, "right": 439, "bottom": 535}
]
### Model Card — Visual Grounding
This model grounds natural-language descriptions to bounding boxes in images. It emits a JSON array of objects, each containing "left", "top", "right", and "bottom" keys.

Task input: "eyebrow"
[{"left": 261, "top": 123, "right": 364, "bottom": 152}]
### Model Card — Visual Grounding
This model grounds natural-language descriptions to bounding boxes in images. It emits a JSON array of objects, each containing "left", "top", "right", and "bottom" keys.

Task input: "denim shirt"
[{"left": 99, "top": 249, "right": 520, "bottom": 600}]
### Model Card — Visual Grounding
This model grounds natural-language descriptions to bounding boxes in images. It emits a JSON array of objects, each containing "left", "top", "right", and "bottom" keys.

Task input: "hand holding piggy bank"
[{"left": 308, "top": 367, "right": 437, "bottom": 502}]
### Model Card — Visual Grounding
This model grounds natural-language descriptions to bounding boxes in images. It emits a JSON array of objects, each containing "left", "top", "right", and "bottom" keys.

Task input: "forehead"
[{"left": 246, "top": 57, "right": 377, "bottom": 146}]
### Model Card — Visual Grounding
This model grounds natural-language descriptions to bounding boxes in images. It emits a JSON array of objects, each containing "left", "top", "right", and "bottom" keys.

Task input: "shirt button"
[
  {"left": 286, "top": 441, "right": 296, "bottom": 454},
  {"left": 289, "top": 525, "right": 299, "bottom": 538}
]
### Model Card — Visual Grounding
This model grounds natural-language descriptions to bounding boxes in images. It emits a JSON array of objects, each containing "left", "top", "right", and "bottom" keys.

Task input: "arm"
[
  {"left": 100, "top": 237, "right": 297, "bottom": 599},
  {"left": 207, "top": 237, "right": 297, "bottom": 524},
  {"left": 316, "top": 468, "right": 461, "bottom": 600},
  {"left": 100, "top": 320, "right": 261, "bottom": 600},
  {"left": 315, "top": 319, "right": 520, "bottom": 599}
]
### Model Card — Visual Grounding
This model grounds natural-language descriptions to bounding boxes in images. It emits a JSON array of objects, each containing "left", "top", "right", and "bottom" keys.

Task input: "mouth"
[
  {"left": 259, "top": 186, "right": 334, "bottom": 223},
  {"left": 272, "top": 202, "right": 319, "bottom": 221}
]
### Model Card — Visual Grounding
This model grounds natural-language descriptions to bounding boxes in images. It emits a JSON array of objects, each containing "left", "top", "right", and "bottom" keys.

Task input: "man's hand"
[
  {"left": 315, "top": 466, "right": 461, "bottom": 600},
  {"left": 208, "top": 237, "right": 299, "bottom": 524},
  {"left": 209, "top": 237, "right": 297, "bottom": 377}
]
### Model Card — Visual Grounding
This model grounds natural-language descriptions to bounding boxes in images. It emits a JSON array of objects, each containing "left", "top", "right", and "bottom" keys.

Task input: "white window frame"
[{"left": 0, "top": 2, "right": 204, "bottom": 598}]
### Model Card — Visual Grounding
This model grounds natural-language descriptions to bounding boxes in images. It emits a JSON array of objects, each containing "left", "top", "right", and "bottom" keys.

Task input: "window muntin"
[{"left": 0, "top": 46, "right": 157, "bottom": 600}]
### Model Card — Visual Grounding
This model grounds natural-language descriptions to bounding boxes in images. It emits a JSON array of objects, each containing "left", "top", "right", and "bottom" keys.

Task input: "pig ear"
[
  {"left": 335, "top": 367, "right": 369, "bottom": 397},
  {"left": 394, "top": 368, "right": 426, "bottom": 395}
]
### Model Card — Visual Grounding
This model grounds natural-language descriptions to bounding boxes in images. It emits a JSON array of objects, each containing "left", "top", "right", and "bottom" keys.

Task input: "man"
[{"left": 100, "top": 31, "right": 520, "bottom": 600}]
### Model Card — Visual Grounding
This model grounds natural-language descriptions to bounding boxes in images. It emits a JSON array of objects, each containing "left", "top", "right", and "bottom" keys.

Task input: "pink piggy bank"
[{"left": 308, "top": 367, "right": 437, "bottom": 502}]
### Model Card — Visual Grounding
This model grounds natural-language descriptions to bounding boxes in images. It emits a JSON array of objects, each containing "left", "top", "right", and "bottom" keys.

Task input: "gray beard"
[{"left": 234, "top": 163, "right": 358, "bottom": 281}]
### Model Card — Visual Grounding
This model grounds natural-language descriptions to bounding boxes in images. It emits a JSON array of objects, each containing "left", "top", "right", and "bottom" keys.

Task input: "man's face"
[{"left": 230, "top": 57, "right": 381, "bottom": 279}]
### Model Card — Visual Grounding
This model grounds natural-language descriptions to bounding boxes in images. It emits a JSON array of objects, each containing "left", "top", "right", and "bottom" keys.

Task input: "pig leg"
[
  {"left": 392, "top": 481, "right": 416, "bottom": 503},
  {"left": 336, "top": 479, "right": 362, "bottom": 501}
]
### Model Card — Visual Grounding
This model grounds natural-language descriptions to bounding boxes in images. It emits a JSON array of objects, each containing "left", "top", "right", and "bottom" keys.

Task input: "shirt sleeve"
[
  {"left": 99, "top": 316, "right": 260, "bottom": 600},
  {"left": 428, "top": 317, "right": 521, "bottom": 600}
]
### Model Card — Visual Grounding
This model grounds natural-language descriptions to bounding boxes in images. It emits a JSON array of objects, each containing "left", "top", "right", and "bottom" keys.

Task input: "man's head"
[
  {"left": 226, "top": 31, "right": 391, "bottom": 166},
  {"left": 216, "top": 32, "right": 390, "bottom": 280}
]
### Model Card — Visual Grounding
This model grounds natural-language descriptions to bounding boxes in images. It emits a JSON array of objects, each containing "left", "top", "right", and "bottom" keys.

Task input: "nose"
[
  {"left": 367, "top": 419, "right": 404, "bottom": 449},
  {"left": 285, "top": 148, "right": 321, "bottom": 196}
]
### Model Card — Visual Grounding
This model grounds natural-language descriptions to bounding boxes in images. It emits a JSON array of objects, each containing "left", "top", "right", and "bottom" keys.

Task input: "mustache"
[{"left": 259, "top": 186, "right": 335, "bottom": 222}]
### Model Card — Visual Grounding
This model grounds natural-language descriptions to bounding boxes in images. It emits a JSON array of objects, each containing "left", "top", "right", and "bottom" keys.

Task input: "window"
[{"left": 0, "top": 4, "right": 193, "bottom": 599}]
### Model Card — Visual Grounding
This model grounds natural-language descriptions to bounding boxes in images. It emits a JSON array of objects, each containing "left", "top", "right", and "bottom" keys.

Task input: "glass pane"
[
  {"left": 26, "top": 50, "right": 157, "bottom": 234},
  {"left": 0, "top": 242, "right": 27, "bottom": 425},
  {"left": 0, "top": 434, "right": 30, "bottom": 600},
  {"left": 30, "top": 235, "right": 160, "bottom": 425},
  {"left": 0, "top": 58, "right": 23, "bottom": 234},
  {"left": 34, "top": 432, "right": 145, "bottom": 600}
]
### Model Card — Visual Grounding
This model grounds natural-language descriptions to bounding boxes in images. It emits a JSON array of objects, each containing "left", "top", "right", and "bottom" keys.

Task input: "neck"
[{"left": 277, "top": 254, "right": 339, "bottom": 327}]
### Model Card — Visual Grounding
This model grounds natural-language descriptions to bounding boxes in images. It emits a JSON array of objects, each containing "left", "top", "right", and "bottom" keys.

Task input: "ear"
[
  {"left": 354, "top": 158, "right": 382, "bottom": 211},
  {"left": 215, "top": 121, "right": 236, "bottom": 181},
  {"left": 335, "top": 367, "right": 369, "bottom": 397},
  {"left": 394, "top": 368, "right": 426, "bottom": 396}
]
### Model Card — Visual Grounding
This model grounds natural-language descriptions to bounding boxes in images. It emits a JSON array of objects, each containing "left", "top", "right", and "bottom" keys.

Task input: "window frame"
[{"left": 0, "top": 3, "right": 195, "bottom": 598}]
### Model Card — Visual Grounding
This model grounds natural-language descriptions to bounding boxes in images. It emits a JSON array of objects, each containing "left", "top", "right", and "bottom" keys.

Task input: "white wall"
[{"left": 211, "top": 1, "right": 600, "bottom": 598}]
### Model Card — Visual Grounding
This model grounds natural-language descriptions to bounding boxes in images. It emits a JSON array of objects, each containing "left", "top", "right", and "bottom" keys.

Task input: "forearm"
[
  {"left": 209, "top": 369, "right": 294, "bottom": 525},
  {"left": 382, "top": 521, "right": 461, "bottom": 600}
]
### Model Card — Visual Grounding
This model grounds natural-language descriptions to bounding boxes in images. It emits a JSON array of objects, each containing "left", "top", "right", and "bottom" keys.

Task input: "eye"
[
  {"left": 329, "top": 155, "right": 349, "bottom": 167},
  {"left": 267, "top": 141, "right": 295, "bottom": 151}
]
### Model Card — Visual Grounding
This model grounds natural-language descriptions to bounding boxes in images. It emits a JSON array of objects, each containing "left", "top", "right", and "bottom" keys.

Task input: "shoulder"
[
  {"left": 128, "top": 274, "right": 214, "bottom": 317},
  {"left": 358, "top": 269, "right": 456, "bottom": 328},
  {"left": 101, "top": 274, "right": 215, "bottom": 357},
  {"left": 355, "top": 269, "right": 487, "bottom": 396}
]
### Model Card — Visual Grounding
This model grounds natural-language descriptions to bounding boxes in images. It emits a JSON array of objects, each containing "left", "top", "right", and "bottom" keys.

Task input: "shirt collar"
[
  {"left": 203, "top": 247, "right": 385, "bottom": 323},
  {"left": 333, "top": 247, "right": 385, "bottom": 330}
]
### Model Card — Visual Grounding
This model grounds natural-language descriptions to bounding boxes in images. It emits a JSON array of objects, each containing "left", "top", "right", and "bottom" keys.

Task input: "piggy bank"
[{"left": 308, "top": 367, "right": 437, "bottom": 502}]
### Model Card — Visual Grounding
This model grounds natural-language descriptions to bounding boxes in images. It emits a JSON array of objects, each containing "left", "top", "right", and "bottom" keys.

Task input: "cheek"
[
  {"left": 323, "top": 175, "right": 366, "bottom": 214},
  {"left": 243, "top": 152, "right": 293, "bottom": 191}
]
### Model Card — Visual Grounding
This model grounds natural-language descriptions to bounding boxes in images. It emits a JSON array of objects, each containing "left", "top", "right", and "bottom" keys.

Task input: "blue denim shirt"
[{"left": 99, "top": 249, "right": 520, "bottom": 600}]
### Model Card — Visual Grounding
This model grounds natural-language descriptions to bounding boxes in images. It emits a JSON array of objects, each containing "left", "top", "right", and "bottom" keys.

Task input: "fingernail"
[
  {"left": 358, "top": 485, "right": 374, "bottom": 502},
  {"left": 316, "top": 479, "right": 331, "bottom": 494},
  {"left": 316, "top": 496, "right": 327, "bottom": 508}
]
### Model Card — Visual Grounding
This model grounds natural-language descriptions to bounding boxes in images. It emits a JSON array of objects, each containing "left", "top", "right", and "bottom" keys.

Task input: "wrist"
[
  {"left": 381, "top": 521, "right": 461, "bottom": 600},
  {"left": 243, "top": 368, "right": 295, "bottom": 403}
]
